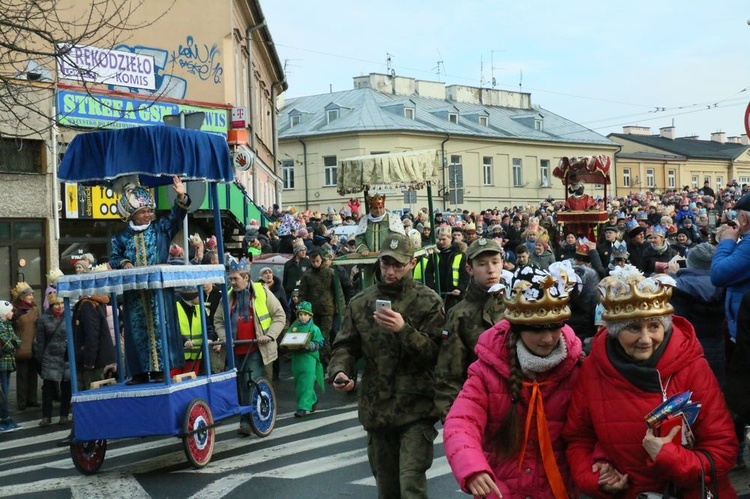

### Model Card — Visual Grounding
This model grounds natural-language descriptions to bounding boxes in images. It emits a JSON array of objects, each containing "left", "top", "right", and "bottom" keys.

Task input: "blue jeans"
[
  {"left": 0, "top": 370, "right": 10, "bottom": 420},
  {"left": 236, "top": 350, "right": 264, "bottom": 426}
]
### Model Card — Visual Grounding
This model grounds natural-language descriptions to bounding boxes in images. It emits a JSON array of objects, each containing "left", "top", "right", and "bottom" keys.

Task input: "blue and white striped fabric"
[{"left": 56, "top": 264, "right": 226, "bottom": 299}]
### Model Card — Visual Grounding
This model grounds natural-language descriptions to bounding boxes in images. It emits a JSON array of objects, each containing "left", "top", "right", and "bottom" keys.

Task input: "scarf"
[
  {"left": 233, "top": 287, "right": 252, "bottom": 324},
  {"left": 605, "top": 328, "right": 672, "bottom": 393},
  {"left": 514, "top": 336, "right": 569, "bottom": 499},
  {"left": 367, "top": 213, "right": 386, "bottom": 223},
  {"left": 51, "top": 308, "right": 64, "bottom": 318},
  {"left": 650, "top": 241, "right": 669, "bottom": 255},
  {"left": 516, "top": 337, "right": 567, "bottom": 378}
]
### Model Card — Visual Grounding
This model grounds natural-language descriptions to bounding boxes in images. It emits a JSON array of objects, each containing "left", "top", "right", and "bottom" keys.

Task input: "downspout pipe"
[
  {"left": 272, "top": 79, "right": 286, "bottom": 210},
  {"left": 299, "top": 138, "right": 309, "bottom": 209},
  {"left": 440, "top": 134, "right": 451, "bottom": 212},
  {"left": 246, "top": 19, "right": 267, "bottom": 203}
]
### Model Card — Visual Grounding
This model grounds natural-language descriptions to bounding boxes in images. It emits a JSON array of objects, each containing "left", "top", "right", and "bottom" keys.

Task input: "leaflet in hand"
[{"left": 644, "top": 391, "right": 701, "bottom": 448}]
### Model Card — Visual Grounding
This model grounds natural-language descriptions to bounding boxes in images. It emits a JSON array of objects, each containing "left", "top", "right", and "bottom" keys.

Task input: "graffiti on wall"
[
  {"left": 110, "top": 44, "right": 187, "bottom": 98},
  {"left": 170, "top": 36, "right": 224, "bottom": 84}
]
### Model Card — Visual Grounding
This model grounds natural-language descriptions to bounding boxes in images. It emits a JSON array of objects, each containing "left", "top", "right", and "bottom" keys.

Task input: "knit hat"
[
  {"left": 686, "top": 243, "right": 715, "bottom": 270},
  {"left": 297, "top": 301, "right": 313, "bottom": 316},
  {"left": 0, "top": 300, "right": 12, "bottom": 317},
  {"left": 259, "top": 267, "right": 273, "bottom": 276}
]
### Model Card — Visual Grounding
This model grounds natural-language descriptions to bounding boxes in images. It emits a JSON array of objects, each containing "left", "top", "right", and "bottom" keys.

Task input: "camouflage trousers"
[{"left": 367, "top": 419, "right": 438, "bottom": 499}]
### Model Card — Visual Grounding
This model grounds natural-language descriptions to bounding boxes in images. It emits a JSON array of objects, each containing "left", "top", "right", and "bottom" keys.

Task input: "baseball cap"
[
  {"left": 379, "top": 233, "right": 415, "bottom": 264},
  {"left": 467, "top": 238, "right": 503, "bottom": 260}
]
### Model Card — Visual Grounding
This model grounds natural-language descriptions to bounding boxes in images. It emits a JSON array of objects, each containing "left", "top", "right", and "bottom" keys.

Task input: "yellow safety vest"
[
  {"left": 177, "top": 304, "right": 203, "bottom": 361},
  {"left": 251, "top": 282, "right": 273, "bottom": 333},
  {"left": 413, "top": 257, "right": 427, "bottom": 281},
  {"left": 451, "top": 254, "right": 464, "bottom": 288}
]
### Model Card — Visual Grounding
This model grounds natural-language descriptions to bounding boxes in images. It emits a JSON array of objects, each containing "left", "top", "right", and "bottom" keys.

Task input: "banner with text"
[
  {"left": 56, "top": 89, "right": 228, "bottom": 136},
  {"left": 57, "top": 44, "right": 156, "bottom": 91}
]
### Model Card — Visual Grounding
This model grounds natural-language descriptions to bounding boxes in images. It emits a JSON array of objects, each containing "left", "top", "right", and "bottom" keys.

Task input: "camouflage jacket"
[
  {"left": 299, "top": 266, "right": 343, "bottom": 317},
  {"left": 434, "top": 278, "right": 505, "bottom": 419},
  {"left": 328, "top": 274, "right": 444, "bottom": 431}
]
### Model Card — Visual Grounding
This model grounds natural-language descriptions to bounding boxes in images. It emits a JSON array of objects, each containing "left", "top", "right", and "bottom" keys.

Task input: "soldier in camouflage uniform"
[
  {"left": 434, "top": 238, "right": 510, "bottom": 420},
  {"left": 329, "top": 233, "right": 444, "bottom": 499},
  {"left": 299, "top": 247, "right": 343, "bottom": 366}
]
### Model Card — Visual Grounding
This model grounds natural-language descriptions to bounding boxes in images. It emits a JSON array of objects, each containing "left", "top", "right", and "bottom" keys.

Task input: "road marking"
[
  {"left": 0, "top": 408, "right": 360, "bottom": 478},
  {"left": 254, "top": 448, "right": 369, "bottom": 479},
  {"left": 185, "top": 472, "right": 254, "bottom": 499},
  {"left": 0, "top": 471, "right": 149, "bottom": 498},
  {"left": 350, "top": 455, "right": 453, "bottom": 487}
]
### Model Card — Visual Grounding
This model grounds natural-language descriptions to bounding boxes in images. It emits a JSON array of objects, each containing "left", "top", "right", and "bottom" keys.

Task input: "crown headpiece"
[
  {"left": 368, "top": 193, "right": 385, "bottom": 208},
  {"left": 116, "top": 183, "right": 155, "bottom": 222},
  {"left": 11, "top": 281, "right": 32, "bottom": 300},
  {"left": 612, "top": 240, "right": 629, "bottom": 260},
  {"left": 502, "top": 264, "right": 574, "bottom": 325},
  {"left": 598, "top": 265, "right": 675, "bottom": 322},
  {"left": 648, "top": 225, "right": 667, "bottom": 237},
  {"left": 91, "top": 263, "right": 111, "bottom": 272},
  {"left": 575, "top": 237, "right": 590, "bottom": 257},
  {"left": 227, "top": 258, "right": 250, "bottom": 273}
]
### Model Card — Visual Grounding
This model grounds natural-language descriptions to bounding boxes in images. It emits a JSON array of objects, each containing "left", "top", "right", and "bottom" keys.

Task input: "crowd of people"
[{"left": 2, "top": 177, "right": 750, "bottom": 498}]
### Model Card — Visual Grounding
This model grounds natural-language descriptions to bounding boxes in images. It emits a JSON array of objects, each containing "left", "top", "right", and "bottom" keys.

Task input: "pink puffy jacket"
[{"left": 444, "top": 319, "right": 582, "bottom": 499}]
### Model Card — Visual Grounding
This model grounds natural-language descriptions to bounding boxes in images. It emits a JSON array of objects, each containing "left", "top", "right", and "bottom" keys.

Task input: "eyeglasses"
[{"left": 379, "top": 259, "right": 407, "bottom": 270}]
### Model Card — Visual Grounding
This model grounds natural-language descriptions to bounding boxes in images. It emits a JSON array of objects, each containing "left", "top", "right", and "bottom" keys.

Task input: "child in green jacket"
[{"left": 289, "top": 301, "right": 324, "bottom": 417}]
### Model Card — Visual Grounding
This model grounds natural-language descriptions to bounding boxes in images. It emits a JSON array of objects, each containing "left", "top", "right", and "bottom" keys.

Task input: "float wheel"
[{"left": 182, "top": 398, "right": 215, "bottom": 468}]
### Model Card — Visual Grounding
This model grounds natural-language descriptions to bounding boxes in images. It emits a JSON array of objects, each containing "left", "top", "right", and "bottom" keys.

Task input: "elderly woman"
[
  {"left": 563, "top": 265, "right": 737, "bottom": 498},
  {"left": 444, "top": 263, "right": 582, "bottom": 499}
]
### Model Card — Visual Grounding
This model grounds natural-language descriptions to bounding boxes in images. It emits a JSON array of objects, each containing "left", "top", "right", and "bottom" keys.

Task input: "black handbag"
[{"left": 636, "top": 449, "right": 719, "bottom": 499}]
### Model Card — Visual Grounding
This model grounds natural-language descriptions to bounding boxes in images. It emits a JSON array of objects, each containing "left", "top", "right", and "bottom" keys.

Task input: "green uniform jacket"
[
  {"left": 328, "top": 274, "right": 445, "bottom": 431},
  {"left": 434, "top": 279, "right": 505, "bottom": 419},
  {"left": 299, "top": 266, "right": 343, "bottom": 317}
]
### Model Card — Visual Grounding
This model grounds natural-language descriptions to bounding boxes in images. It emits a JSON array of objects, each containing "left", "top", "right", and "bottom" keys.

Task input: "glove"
[{"left": 305, "top": 342, "right": 321, "bottom": 352}]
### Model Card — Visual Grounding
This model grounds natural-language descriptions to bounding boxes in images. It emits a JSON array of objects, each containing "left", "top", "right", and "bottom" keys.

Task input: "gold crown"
[
  {"left": 11, "top": 281, "right": 32, "bottom": 300},
  {"left": 503, "top": 267, "right": 572, "bottom": 325},
  {"left": 368, "top": 193, "right": 386, "bottom": 207},
  {"left": 598, "top": 265, "right": 675, "bottom": 322}
]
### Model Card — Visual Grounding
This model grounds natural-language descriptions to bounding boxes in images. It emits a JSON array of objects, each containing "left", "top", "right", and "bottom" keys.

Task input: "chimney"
[
  {"left": 710, "top": 131, "right": 726, "bottom": 144},
  {"left": 682, "top": 134, "right": 700, "bottom": 140},
  {"left": 727, "top": 136, "right": 742, "bottom": 144},
  {"left": 622, "top": 125, "right": 651, "bottom": 135},
  {"left": 659, "top": 126, "right": 675, "bottom": 140},
  {"left": 742, "top": 134, "right": 749, "bottom": 146}
]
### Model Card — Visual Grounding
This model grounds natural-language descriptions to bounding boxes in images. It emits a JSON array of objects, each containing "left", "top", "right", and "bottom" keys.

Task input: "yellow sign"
[{"left": 64, "top": 183, "right": 120, "bottom": 219}]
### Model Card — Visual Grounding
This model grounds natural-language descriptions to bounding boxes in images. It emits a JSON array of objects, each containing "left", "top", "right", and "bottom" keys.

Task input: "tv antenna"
[
  {"left": 434, "top": 49, "right": 445, "bottom": 81},
  {"left": 386, "top": 53, "right": 395, "bottom": 77},
  {"left": 490, "top": 50, "right": 506, "bottom": 88},
  {"left": 519, "top": 68, "right": 524, "bottom": 92}
]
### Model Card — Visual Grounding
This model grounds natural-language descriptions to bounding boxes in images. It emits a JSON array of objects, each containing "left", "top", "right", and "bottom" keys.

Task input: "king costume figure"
[
  {"left": 354, "top": 193, "right": 405, "bottom": 255},
  {"left": 110, "top": 175, "right": 190, "bottom": 385},
  {"left": 288, "top": 301, "right": 325, "bottom": 418}
]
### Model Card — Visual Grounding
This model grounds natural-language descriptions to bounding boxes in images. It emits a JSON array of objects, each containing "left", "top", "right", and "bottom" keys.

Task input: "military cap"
[
  {"left": 466, "top": 238, "right": 503, "bottom": 260},
  {"left": 379, "top": 233, "right": 415, "bottom": 265}
]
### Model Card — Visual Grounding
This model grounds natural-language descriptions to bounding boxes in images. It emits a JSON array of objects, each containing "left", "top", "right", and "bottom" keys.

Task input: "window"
[
  {"left": 540, "top": 160, "right": 550, "bottom": 187},
  {"left": 512, "top": 158, "right": 523, "bottom": 187},
  {"left": 482, "top": 156, "right": 493, "bottom": 186},
  {"left": 0, "top": 138, "right": 43, "bottom": 173},
  {"left": 704, "top": 176, "right": 711, "bottom": 185},
  {"left": 323, "top": 156, "right": 337, "bottom": 186},
  {"left": 326, "top": 109, "right": 339, "bottom": 123},
  {"left": 668, "top": 170, "right": 675, "bottom": 188},
  {"left": 479, "top": 116, "right": 489, "bottom": 127},
  {"left": 282, "top": 160, "right": 295, "bottom": 190},
  {"left": 692, "top": 175, "right": 699, "bottom": 188},
  {"left": 448, "top": 155, "right": 464, "bottom": 204},
  {"left": 623, "top": 168, "right": 631, "bottom": 187},
  {"left": 646, "top": 169, "right": 655, "bottom": 188},
  {"left": 403, "top": 190, "right": 417, "bottom": 204},
  {"left": 290, "top": 115, "right": 300, "bottom": 127},
  {"left": 535, "top": 119, "right": 543, "bottom": 131},
  {"left": 404, "top": 107, "right": 415, "bottom": 120},
  {"left": 448, "top": 113, "right": 458, "bottom": 124},
  {"left": 717, "top": 176, "right": 723, "bottom": 190}
]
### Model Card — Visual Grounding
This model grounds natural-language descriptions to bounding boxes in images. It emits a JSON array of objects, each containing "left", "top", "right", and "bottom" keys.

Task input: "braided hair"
[{"left": 492, "top": 326, "right": 524, "bottom": 458}]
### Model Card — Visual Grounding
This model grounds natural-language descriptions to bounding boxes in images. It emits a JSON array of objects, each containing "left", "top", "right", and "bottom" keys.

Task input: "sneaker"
[
  {"left": 294, "top": 410, "right": 311, "bottom": 418},
  {"left": 0, "top": 421, "right": 10, "bottom": 433},
  {"left": 58, "top": 416, "right": 70, "bottom": 425},
  {"left": 39, "top": 418, "right": 52, "bottom": 427},
  {"left": 237, "top": 425, "right": 253, "bottom": 437},
  {"left": 2, "top": 418, "right": 21, "bottom": 432}
]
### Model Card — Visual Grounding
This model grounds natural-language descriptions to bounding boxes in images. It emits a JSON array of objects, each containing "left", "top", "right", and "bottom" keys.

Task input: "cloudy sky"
[{"left": 263, "top": 0, "right": 750, "bottom": 140}]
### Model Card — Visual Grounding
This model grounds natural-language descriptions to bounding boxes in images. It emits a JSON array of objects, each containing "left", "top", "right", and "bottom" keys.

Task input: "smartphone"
[
  {"left": 375, "top": 300, "right": 392, "bottom": 312},
  {"left": 677, "top": 259, "right": 687, "bottom": 269}
]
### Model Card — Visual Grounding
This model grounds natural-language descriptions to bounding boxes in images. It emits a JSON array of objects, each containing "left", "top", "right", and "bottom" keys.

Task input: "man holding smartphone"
[{"left": 329, "top": 233, "right": 445, "bottom": 499}]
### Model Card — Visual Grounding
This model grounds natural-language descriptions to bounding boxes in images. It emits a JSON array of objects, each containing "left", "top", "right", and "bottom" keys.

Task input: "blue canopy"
[{"left": 58, "top": 126, "right": 234, "bottom": 186}]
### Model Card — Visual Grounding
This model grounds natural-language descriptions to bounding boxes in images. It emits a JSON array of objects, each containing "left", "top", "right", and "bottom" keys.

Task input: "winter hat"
[
  {"left": 686, "top": 243, "right": 715, "bottom": 270},
  {"left": 297, "top": 301, "right": 314, "bottom": 316},
  {"left": 0, "top": 300, "right": 12, "bottom": 317},
  {"left": 259, "top": 267, "right": 273, "bottom": 276}
]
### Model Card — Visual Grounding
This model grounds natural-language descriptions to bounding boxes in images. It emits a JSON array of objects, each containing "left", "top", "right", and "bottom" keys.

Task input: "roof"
[
  {"left": 279, "top": 87, "right": 615, "bottom": 146},
  {"left": 609, "top": 133, "right": 749, "bottom": 161},
  {"left": 616, "top": 151, "right": 687, "bottom": 161}
]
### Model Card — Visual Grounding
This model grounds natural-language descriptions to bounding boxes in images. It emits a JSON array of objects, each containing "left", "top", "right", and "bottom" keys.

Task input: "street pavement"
[{"left": 1, "top": 358, "right": 750, "bottom": 498}]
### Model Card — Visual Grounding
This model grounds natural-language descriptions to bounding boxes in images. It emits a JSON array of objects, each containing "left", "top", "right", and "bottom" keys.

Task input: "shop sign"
[
  {"left": 57, "top": 44, "right": 156, "bottom": 91},
  {"left": 64, "top": 183, "right": 120, "bottom": 220}
]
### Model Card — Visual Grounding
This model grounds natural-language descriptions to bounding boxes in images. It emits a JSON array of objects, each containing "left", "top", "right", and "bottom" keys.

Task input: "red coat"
[
  {"left": 444, "top": 320, "right": 582, "bottom": 499},
  {"left": 563, "top": 316, "right": 737, "bottom": 499}
]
